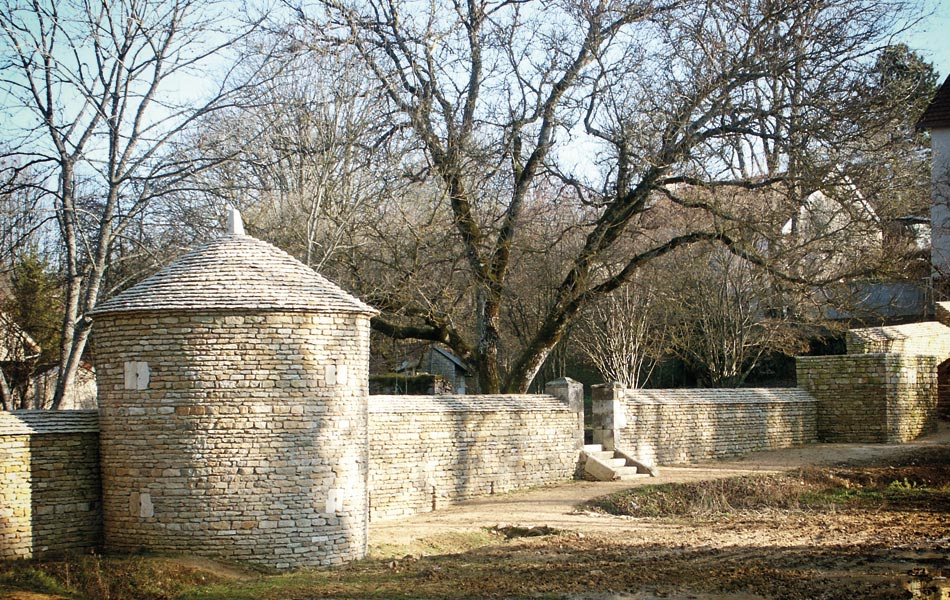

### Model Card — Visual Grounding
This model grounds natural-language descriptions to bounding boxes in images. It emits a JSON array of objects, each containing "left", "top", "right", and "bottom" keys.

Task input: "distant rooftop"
[
  {"left": 918, "top": 74, "right": 950, "bottom": 129},
  {"left": 91, "top": 224, "right": 376, "bottom": 316}
]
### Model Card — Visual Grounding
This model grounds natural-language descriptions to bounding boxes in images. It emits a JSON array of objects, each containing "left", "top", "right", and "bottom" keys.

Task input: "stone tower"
[{"left": 91, "top": 214, "right": 376, "bottom": 569}]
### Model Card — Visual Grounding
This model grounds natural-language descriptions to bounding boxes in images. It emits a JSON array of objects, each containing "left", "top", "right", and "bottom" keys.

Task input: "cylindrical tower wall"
[{"left": 94, "top": 310, "right": 370, "bottom": 569}]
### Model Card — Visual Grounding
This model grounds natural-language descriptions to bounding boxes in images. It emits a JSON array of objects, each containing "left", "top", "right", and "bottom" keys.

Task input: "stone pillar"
[
  {"left": 545, "top": 378, "right": 584, "bottom": 448},
  {"left": 590, "top": 382, "right": 625, "bottom": 450}
]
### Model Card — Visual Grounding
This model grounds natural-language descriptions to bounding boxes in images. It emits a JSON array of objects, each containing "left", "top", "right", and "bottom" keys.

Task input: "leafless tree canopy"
[
  {"left": 285, "top": 0, "right": 921, "bottom": 392},
  {"left": 0, "top": 0, "right": 934, "bottom": 402},
  {"left": 0, "top": 0, "right": 269, "bottom": 407}
]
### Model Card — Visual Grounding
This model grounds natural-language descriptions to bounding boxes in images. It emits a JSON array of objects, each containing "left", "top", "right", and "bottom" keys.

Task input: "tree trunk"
[
  {"left": 0, "top": 369, "right": 12, "bottom": 411},
  {"left": 52, "top": 167, "right": 82, "bottom": 410},
  {"left": 473, "top": 289, "right": 502, "bottom": 393}
]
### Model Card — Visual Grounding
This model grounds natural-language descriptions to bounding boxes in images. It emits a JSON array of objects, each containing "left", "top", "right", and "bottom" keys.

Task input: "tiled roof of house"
[
  {"left": 431, "top": 345, "right": 472, "bottom": 374},
  {"left": 91, "top": 233, "right": 377, "bottom": 316},
  {"left": 918, "top": 74, "right": 950, "bottom": 129}
]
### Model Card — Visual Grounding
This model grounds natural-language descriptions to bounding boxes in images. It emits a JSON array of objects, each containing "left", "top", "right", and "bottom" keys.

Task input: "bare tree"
[
  {"left": 166, "top": 43, "right": 398, "bottom": 274},
  {"left": 0, "top": 159, "right": 52, "bottom": 271},
  {"left": 666, "top": 244, "right": 807, "bottom": 387},
  {"left": 0, "top": 0, "right": 268, "bottom": 407},
  {"left": 296, "top": 0, "right": 917, "bottom": 392},
  {"left": 577, "top": 275, "right": 667, "bottom": 389}
]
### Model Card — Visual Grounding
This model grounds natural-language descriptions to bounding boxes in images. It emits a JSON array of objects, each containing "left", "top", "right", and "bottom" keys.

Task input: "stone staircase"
[{"left": 582, "top": 444, "right": 656, "bottom": 481}]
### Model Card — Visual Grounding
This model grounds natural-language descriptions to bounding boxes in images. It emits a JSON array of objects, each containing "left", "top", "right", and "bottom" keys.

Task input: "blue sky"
[{"left": 901, "top": 0, "right": 950, "bottom": 79}]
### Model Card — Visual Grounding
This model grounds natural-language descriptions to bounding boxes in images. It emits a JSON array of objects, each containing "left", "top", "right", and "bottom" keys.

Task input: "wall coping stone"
[
  {"left": 848, "top": 321, "right": 950, "bottom": 344},
  {"left": 0, "top": 410, "right": 99, "bottom": 435},
  {"left": 625, "top": 388, "right": 817, "bottom": 405},
  {"left": 368, "top": 394, "right": 569, "bottom": 413},
  {"left": 797, "top": 352, "right": 897, "bottom": 361},
  {"left": 846, "top": 321, "right": 950, "bottom": 355}
]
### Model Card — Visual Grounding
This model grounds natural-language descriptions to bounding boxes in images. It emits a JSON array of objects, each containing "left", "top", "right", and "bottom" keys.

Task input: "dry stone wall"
[
  {"left": 0, "top": 381, "right": 583, "bottom": 561},
  {"left": 846, "top": 322, "right": 950, "bottom": 356},
  {"left": 797, "top": 354, "right": 938, "bottom": 443},
  {"left": 591, "top": 386, "right": 817, "bottom": 465},
  {"left": 0, "top": 411, "right": 100, "bottom": 559},
  {"left": 94, "top": 311, "right": 371, "bottom": 570},
  {"left": 367, "top": 385, "right": 583, "bottom": 521}
]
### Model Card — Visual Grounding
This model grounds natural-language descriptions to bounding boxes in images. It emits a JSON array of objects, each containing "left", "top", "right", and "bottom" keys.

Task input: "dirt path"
[{"left": 369, "top": 424, "right": 950, "bottom": 552}]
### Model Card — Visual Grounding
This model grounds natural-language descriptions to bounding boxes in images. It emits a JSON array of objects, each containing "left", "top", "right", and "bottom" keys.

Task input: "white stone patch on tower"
[
  {"left": 325, "top": 488, "right": 344, "bottom": 514},
  {"left": 123, "top": 361, "right": 150, "bottom": 390},
  {"left": 129, "top": 491, "right": 154, "bottom": 518},
  {"left": 140, "top": 492, "right": 154, "bottom": 518}
]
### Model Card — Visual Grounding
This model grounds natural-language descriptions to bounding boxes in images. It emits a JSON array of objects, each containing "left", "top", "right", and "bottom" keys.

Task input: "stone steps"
[{"left": 581, "top": 444, "right": 656, "bottom": 481}]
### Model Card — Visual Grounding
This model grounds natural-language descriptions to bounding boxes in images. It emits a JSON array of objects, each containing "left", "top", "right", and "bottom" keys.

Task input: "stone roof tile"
[
  {"left": 0, "top": 410, "right": 99, "bottom": 436},
  {"left": 91, "top": 234, "right": 376, "bottom": 316}
]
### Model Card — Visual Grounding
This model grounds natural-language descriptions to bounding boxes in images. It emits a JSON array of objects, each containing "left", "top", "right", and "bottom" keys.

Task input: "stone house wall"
[
  {"left": 367, "top": 380, "right": 583, "bottom": 521},
  {"left": 796, "top": 354, "right": 939, "bottom": 443},
  {"left": 424, "top": 351, "right": 458, "bottom": 386},
  {"left": 0, "top": 411, "right": 100, "bottom": 559},
  {"left": 591, "top": 385, "right": 818, "bottom": 466},
  {"left": 421, "top": 349, "right": 470, "bottom": 393}
]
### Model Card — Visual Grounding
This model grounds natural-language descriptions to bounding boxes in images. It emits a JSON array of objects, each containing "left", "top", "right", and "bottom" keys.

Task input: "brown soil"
[{"left": 368, "top": 424, "right": 950, "bottom": 599}]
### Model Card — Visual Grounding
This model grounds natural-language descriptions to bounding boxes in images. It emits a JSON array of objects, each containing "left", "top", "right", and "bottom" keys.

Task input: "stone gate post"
[
  {"left": 545, "top": 377, "right": 584, "bottom": 448},
  {"left": 591, "top": 382, "right": 625, "bottom": 450}
]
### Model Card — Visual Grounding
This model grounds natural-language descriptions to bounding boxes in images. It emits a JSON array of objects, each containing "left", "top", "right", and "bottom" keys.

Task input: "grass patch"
[
  {"left": 0, "top": 553, "right": 246, "bottom": 600},
  {"left": 586, "top": 464, "right": 950, "bottom": 518},
  {"left": 0, "top": 564, "right": 72, "bottom": 596}
]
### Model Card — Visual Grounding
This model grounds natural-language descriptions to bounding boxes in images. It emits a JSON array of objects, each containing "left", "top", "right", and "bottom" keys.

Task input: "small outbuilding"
[{"left": 91, "top": 212, "right": 376, "bottom": 570}]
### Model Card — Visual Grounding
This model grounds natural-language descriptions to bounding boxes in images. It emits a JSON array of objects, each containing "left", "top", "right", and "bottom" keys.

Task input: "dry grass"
[
  {"left": 0, "top": 554, "right": 244, "bottom": 600},
  {"left": 586, "top": 450, "right": 950, "bottom": 518}
]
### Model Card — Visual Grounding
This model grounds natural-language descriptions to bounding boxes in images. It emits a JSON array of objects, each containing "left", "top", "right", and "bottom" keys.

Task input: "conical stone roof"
[{"left": 91, "top": 233, "right": 376, "bottom": 316}]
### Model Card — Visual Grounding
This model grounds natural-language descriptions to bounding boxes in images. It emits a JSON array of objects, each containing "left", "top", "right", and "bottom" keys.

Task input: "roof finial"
[{"left": 227, "top": 207, "right": 245, "bottom": 235}]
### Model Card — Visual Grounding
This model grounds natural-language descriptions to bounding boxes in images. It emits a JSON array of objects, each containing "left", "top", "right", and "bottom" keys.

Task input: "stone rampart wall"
[
  {"left": 797, "top": 354, "right": 938, "bottom": 443},
  {"left": 0, "top": 383, "right": 584, "bottom": 554},
  {"left": 0, "top": 411, "right": 100, "bottom": 559},
  {"left": 591, "top": 386, "right": 817, "bottom": 466},
  {"left": 367, "top": 385, "right": 583, "bottom": 521}
]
